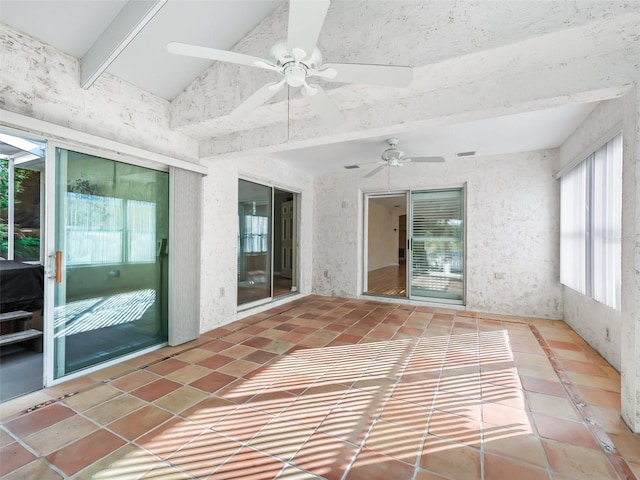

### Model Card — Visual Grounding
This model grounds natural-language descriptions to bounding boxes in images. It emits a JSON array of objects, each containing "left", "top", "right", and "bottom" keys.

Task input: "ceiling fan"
[
  {"left": 363, "top": 138, "right": 445, "bottom": 178},
  {"left": 166, "top": 0, "right": 413, "bottom": 126}
]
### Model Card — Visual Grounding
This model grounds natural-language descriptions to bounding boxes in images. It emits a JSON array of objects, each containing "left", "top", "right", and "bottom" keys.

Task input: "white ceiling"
[
  {"left": 0, "top": 0, "right": 280, "bottom": 100},
  {"left": 0, "top": 1, "right": 602, "bottom": 173},
  {"left": 272, "top": 102, "right": 599, "bottom": 174}
]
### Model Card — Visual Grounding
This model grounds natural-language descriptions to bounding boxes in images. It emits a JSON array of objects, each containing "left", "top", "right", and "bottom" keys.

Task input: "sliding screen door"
[
  {"left": 409, "top": 188, "right": 464, "bottom": 303},
  {"left": 52, "top": 148, "right": 169, "bottom": 378}
]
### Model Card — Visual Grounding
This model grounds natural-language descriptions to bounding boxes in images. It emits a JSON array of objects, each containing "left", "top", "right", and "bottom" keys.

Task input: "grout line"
[{"left": 528, "top": 323, "right": 636, "bottom": 480}]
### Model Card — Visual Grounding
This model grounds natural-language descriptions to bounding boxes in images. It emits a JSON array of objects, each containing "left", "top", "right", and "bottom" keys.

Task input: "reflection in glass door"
[
  {"left": 409, "top": 188, "right": 465, "bottom": 303},
  {"left": 52, "top": 148, "right": 169, "bottom": 379}
]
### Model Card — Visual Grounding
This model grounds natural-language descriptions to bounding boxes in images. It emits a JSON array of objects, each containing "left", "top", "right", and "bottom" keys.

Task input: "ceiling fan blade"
[
  {"left": 322, "top": 63, "right": 413, "bottom": 87},
  {"left": 305, "top": 84, "right": 346, "bottom": 127},
  {"left": 408, "top": 156, "right": 446, "bottom": 163},
  {"left": 287, "top": 0, "right": 330, "bottom": 60},
  {"left": 230, "top": 81, "right": 284, "bottom": 118},
  {"left": 167, "top": 42, "right": 270, "bottom": 70},
  {"left": 364, "top": 164, "right": 386, "bottom": 178}
]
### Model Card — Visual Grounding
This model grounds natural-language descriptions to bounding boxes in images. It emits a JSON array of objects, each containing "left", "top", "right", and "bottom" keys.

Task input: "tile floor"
[{"left": 1, "top": 295, "right": 639, "bottom": 480}]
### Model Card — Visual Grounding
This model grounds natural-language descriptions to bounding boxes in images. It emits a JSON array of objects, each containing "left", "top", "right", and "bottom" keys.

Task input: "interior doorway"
[
  {"left": 365, "top": 194, "right": 407, "bottom": 297},
  {"left": 364, "top": 188, "right": 466, "bottom": 304},
  {"left": 237, "top": 180, "right": 298, "bottom": 307}
]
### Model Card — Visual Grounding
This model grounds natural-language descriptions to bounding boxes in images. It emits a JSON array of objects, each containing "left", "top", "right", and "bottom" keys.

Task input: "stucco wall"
[
  {"left": 557, "top": 98, "right": 623, "bottom": 371},
  {"left": 199, "top": 154, "right": 314, "bottom": 333},
  {"left": 313, "top": 149, "right": 562, "bottom": 319},
  {"left": 0, "top": 24, "right": 199, "bottom": 162}
]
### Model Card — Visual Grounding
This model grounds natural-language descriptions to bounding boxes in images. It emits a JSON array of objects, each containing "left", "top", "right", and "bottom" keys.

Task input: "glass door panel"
[
  {"left": 53, "top": 148, "right": 169, "bottom": 379},
  {"left": 409, "top": 188, "right": 464, "bottom": 302},
  {"left": 237, "top": 180, "right": 272, "bottom": 306}
]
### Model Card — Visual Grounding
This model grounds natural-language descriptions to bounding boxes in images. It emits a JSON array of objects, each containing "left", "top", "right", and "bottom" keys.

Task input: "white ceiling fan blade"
[
  {"left": 230, "top": 81, "right": 284, "bottom": 118},
  {"left": 323, "top": 63, "right": 413, "bottom": 87},
  {"left": 364, "top": 164, "right": 386, "bottom": 178},
  {"left": 305, "top": 84, "right": 346, "bottom": 127},
  {"left": 167, "top": 42, "right": 270, "bottom": 70},
  {"left": 287, "top": 0, "right": 330, "bottom": 61},
  {"left": 408, "top": 156, "right": 446, "bottom": 163}
]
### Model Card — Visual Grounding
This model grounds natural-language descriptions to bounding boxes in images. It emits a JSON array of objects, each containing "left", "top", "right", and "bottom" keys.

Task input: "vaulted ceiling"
[{"left": 1, "top": 1, "right": 639, "bottom": 173}]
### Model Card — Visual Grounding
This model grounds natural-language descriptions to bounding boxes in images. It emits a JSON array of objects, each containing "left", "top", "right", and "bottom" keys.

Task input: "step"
[
  {"left": 0, "top": 310, "right": 33, "bottom": 323},
  {"left": 0, "top": 329, "right": 43, "bottom": 352}
]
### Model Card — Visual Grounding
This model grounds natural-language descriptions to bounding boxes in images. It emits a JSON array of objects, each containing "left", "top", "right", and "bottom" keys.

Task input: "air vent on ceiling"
[
  {"left": 344, "top": 165, "right": 360, "bottom": 169},
  {"left": 456, "top": 151, "right": 476, "bottom": 157}
]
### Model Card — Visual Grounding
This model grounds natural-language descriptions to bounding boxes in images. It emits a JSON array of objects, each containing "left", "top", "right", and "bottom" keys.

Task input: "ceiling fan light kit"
[
  {"left": 166, "top": 0, "right": 413, "bottom": 126},
  {"left": 363, "top": 138, "right": 446, "bottom": 178}
]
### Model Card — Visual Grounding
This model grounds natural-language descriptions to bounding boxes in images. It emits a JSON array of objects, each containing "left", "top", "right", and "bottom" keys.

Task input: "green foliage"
[{"left": 0, "top": 159, "right": 34, "bottom": 211}]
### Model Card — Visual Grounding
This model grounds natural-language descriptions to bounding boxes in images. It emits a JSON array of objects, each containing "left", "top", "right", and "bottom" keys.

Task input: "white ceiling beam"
[{"left": 80, "top": 0, "right": 167, "bottom": 89}]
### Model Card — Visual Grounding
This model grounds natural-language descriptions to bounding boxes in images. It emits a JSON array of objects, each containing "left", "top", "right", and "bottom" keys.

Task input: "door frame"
[
  {"left": 43, "top": 140, "right": 172, "bottom": 386},
  {"left": 362, "top": 191, "right": 409, "bottom": 297},
  {"left": 362, "top": 185, "right": 467, "bottom": 305}
]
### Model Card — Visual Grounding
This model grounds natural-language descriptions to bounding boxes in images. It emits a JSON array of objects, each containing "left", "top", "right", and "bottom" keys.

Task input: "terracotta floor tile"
[
  {"left": 73, "top": 443, "right": 158, "bottom": 480},
  {"left": 1, "top": 457, "right": 63, "bottom": 480},
  {"left": 212, "top": 446, "right": 287, "bottom": 480},
  {"left": 137, "top": 417, "right": 204, "bottom": 459},
  {"left": 42, "top": 376, "right": 96, "bottom": 398},
  {"left": 131, "top": 378, "right": 183, "bottom": 402},
  {"left": 248, "top": 417, "right": 314, "bottom": 460},
  {"left": 317, "top": 407, "right": 374, "bottom": 444},
  {"left": 347, "top": 448, "right": 415, "bottom": 480},
  {"left": 218, "top": 358, "right": 261, "bottom": 377},
  {"left": 608, "top": 431, "right": 640, "bottom": 461},
  {"left": 526, "top": 391, "right": 580, "bottom": 421},
  {"left": 1, "top": 297, "right": 635, "bottom": 480},
  {"left": 181, "top": 395, "right": 238, "bottom": 427},
  {"left": 4, "top": 403, "right": 75, "bottom": 437},
  {"left": 84, "top": 393, "right": 146, "bottom": 424},
  {"left": 291, "top": 431, "right": 358, "bottom": 480},
  {"left": 542, "top": 439, "right": 619, "bottom": 479},
  {"left": 576, "top": 386, "right": 621, "bottom": 410},
  {"left": 108, "top": 404, "right": 173, "bottom": 441},
  {"left": 532, "top": 413, "right": 599, "bottom": 449},
  {"left": 189, "top": 371, "right": 236, "bottom": 393},
  {"left": 166, "top": 429, "right": 242, "bottom": 478},
  {"left": 365, "top": 419, "right": 424, "bottom": 464},
  {"left": 23, "top": 414, "right": 97, "bottom": 455},
  {"left": 0, "top": 441, "right": 36, "bottom": 476},
  {"left": 428, "top": 410, "right": 482, "bottom": 447},
  {"left": 63, "top": 384, "right": 122, "bottom": 411},
  {"left": 484, "top": 453, "right": 550, "bottom": 480},
  {"left": 153, "top": 385, "right": 209, "bottom": 414},
  {"left": 482, "top": 432, "right": 547, "bottom": 468},
  {"left": 46, "top": 428, "right": 126, "bottom": 476},
  {"left": 164, "top": 363, "right": 211, "bottom": 384},
  {"left": 520, "top": 376, "right": 566, "bottom": 397},
  {"left": 110, "top": 369, "right": 160, "bottom": 391},
  {"left": 0, "top": 428, "right": 15, "bottom": 448},
  {"left": 420, "top": 439, "right": 481, "bottom": 480},
  {"left": 146, "top": 358, "right": 190, "bottom": 376},
  {"left": 212, "top": 405, "right": 275, "bottom": 442}
]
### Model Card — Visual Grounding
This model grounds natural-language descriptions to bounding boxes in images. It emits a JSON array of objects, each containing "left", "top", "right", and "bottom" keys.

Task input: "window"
[
  {"left": 560, "top": 133, "right": 622, "bottom": 309},
  {"left": 66, "top": 193, "right": 156, "bottom": 265}
]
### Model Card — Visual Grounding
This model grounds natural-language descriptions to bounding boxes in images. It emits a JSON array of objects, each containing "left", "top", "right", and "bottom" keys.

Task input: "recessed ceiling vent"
[
  {"left": 344, "top": 165, "right": 360, "bottom": 169},
  {"left": 456, "top": 151, "right": 476, "bottom": 157}
]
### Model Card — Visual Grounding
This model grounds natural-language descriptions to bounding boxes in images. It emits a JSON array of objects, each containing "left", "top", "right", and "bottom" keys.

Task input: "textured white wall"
[
  {"left": 557, "top": 99, "right": 623, "bottom": 371},
  {"left": 314, "top": 150, "right": 562, "bottom": 319},
  {"left": 0, "top": 24, "right": 199, "bottom": 162},
  {"left": 199, "top": 154, "right": 314, "bottom": 333}
]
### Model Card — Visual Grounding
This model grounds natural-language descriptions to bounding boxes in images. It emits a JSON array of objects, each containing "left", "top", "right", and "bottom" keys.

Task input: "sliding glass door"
[
  {"left": 237, "top": 180, "right": 297, "bottom": 307},
  {"left": 52, "top": 148, "right": 169, "bottom": 378},
  {"left": 409, "top": 188, "right": 464, "bottom": 302}
]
